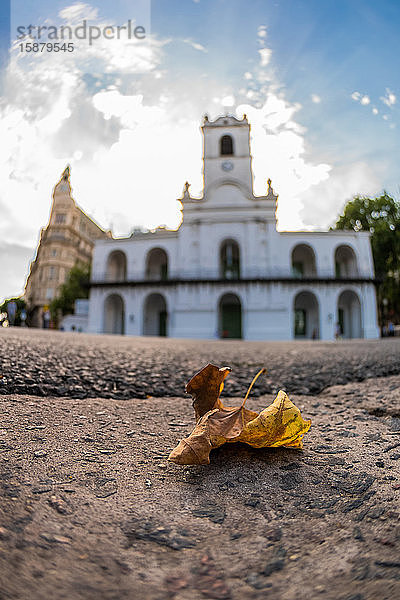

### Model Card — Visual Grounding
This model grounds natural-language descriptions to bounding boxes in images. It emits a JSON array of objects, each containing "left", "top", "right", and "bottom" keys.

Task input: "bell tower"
[
  {"left": 201, "top": 114, "right": 253, "bottom": 195},
  {"left": 179, "top": 113, "right": 278, "bottom": 226}
]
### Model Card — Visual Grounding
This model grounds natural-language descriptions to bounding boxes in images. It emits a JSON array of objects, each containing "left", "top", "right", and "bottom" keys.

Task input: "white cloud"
[
  {"left": 299, "top": 162, "right": 380, "bottom": 229},
  {"left": 182, "top": 38, "right": 207, "bottom": 52},
  {"left": 351, "top": 92, "right": 371, "bottom": 106},
  {"left": 59, "top": 3, "right": 99, "bottom": 22},
  {"left": 257, "top": 26, "right": 267, "bottom": 39},
  {"left": 236, "top": 93, "right": 381, "bottom": 232},
  {"left": 221, "top": 95, "right": 235, "bottom": 107},
  {"left": 0, "top": 242, "right": 35, "bottom": 301},
  {"left": 381, "top": 88, "right": 396, "bottom": 107},
  {"left": 311, "top": 94, "right": 321, "bottom": 104},
  {"left": 0, "top": 3, "right": 387, "bottom": 301},
  {"left": 258, "top": 47, "right": 272, "bottom": 67},
  {"left": 372, "top": 107, "right": 378, "bottom": 115},
  {"left": 4, "top": 0, "right": 264, "bottom": 297},
  {"left": 191, "top": 42, "right": 207, "bottom": 52},
  {"left": 0, "top": 5, "right": 168, "bottom": 301},
  {"left": 237, "top": 98, "right": 331, "bottom": 229}
]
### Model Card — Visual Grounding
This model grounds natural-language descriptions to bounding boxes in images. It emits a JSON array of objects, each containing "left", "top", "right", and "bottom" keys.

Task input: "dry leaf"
[
  {"left": 168, "top": 364, "right": 311, "bottom": 465},
  {"left": 186, "top": 364, "right": 231, "bottom": 421}
]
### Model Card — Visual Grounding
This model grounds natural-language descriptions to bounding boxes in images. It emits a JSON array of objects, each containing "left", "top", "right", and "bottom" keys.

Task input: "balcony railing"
[{"left": 91, "top": 266, "right": 373, "bottom": 285}]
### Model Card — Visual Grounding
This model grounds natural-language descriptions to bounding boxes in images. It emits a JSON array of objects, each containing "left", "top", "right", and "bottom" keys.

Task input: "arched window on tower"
[{"left": 220, "top": 135, "right": 234, "bottom": 156}]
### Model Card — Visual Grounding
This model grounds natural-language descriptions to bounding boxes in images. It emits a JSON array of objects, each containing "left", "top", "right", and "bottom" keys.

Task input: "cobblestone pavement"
[
  {"left": 1, "top": 328, "right": 400, "bottom": 399},
  {"left": 0, "top": 329, "right": 399, "bottom": 599}
]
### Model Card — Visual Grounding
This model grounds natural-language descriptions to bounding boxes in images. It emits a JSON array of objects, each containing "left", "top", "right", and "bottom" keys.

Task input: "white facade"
[
  {"left": 60, "top": 299, "right": 89, "bottom": 332},
  {"left": 88, "top": 115, "right": 379, "bottom": 341}
]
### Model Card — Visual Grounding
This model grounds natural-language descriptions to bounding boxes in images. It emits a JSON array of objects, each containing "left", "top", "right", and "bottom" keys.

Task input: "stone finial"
[
  {"left": 266, "top": 178, "right": 278, "bottom": 203},
  {"left": 53, "top": 164, "right": 73, "bottom": 202},
  {"left": 203, "top": 114, "right": 209, "bottom": 124},
  {"left": 182, "top": 181, "right": 191, "bottom": 200},
  {"left": 62, "top": 165, "right": 70, "bottom": 181},
  {"left": 243, "top": 113, "right": 247, "bottom": 120}
]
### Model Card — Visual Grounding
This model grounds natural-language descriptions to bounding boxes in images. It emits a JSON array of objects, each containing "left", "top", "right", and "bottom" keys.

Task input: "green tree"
[
  {"left": 50, "top": 263, "right": 90, "bottom": 324},
  {"left": 335, "top": 192, "right": 400, "bottom": 325},
  {"left": 0, "top": 297, "right": 27, "bottom": 326}
]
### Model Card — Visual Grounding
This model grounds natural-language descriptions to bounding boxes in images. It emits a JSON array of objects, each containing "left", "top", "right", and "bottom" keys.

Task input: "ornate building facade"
[
  {"left": 88, "top": 115, "right": 379, "bottom": 340},
  {"left": 25, "top": 167, "right": 110, "bottom": 327}
]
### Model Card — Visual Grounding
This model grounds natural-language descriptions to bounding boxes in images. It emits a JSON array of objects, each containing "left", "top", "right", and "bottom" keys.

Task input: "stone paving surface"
[
  {"left": 1, "top": 328, "right": 400, "bottom": 399},
  {"left": 0, "top": 329, "right": 400, "bottom": 599}
]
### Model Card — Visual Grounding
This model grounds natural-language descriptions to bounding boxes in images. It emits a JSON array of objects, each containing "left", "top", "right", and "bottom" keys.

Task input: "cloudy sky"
[{"left": 0, "top": 0, "right": 399, "bottom": 302}]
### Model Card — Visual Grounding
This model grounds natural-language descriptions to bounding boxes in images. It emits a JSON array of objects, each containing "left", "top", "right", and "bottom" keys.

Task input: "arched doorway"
[
  {"left": 106, "top": 251, "right": 127, "bottom": 281},
  {"left": 219, "top": 293, "right": 242, "bottom": 339},
  {"left": 293, "top": 291, "right": 319, "bottom": 339},
  {"left": 337, "top": 290, "right": 362, "bottom": 338},
  {"left": 143, "top": 293, "right": 168, "bottom": 336},
  {"left": 145, "top": 248, "right": 168, "bottom": 281},
  {"left": 335, "top": 245, "right": 358, "bottom": 278},
  {"left": 220, "top": 239, "right": 240, "bottom": 279},
  {"left": 104, "top": 294, "right": 125, "bottom": 334},
  {"left": 291, "top": 244, "right": 317, "bottom": 277}
]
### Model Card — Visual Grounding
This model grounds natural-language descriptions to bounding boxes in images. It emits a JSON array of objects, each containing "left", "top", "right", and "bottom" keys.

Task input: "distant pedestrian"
[
  {"left": 42, "top": 309, "right": 50, "bottom": 329},
  {"left": 334, "top": 322, "right": 342, "bottom": 340},
  {"left": 388, "top": 321, "right": 395, "bottom": 337},
  {"left": 7, "top": 301, "right": 17, "bottom": 326},
  {"left": 20, "top": 309, "right": 27, "bottom": 327}
]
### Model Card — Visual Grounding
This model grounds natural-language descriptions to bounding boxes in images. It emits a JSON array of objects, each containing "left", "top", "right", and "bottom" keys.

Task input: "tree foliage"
[
  {"left": 50, "top": 263, "right": 90, "bottom": 321},
  {"left": 0, "top": 297, "right": 27, "bottom": 326},
  {"left": 335, "top": 192, "right": 400, "bottom": 322}
]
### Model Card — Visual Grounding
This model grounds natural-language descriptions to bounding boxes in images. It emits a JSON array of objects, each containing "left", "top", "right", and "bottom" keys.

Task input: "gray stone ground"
[
  {"left": 0, "top": 329, "right": 400, "bottom": 600},
  {"left": 1, "top": 329, "right": 400, "bottom": 399}
]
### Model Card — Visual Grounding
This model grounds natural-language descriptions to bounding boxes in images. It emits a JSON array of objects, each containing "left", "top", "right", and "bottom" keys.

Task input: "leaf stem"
[{"left": 241, "top": 368, "right": 266, "bottom": 407}]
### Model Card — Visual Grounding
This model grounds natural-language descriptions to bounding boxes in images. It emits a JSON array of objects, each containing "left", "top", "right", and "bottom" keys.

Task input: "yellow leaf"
[
  {"left": 238, "top": 390, "right": 311, "bottom": 449},
  {"left": 168, "top": 365, "right": 311, "bottom": 465}
]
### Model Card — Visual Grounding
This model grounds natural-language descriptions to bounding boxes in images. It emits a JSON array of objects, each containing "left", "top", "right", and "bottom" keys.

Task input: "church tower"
[
  {"left": 202, "top": 114, "right": 253, "bottom": 195},
  {"left": 179, "top": 113, "right": 278, "bottom": 225}
]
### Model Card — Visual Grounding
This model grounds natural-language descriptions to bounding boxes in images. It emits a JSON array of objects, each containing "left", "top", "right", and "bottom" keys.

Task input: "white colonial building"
[{"left": 88, "top": 114, "right": 379, "bottom": 340}]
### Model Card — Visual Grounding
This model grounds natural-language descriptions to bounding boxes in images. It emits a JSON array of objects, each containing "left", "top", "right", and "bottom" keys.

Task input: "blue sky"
[
  {"left": 152, "top": 0, "right": 400, "bottom": 177},
  {"left": 0, "top": 0, "right": 399, "bottom": 301}
]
